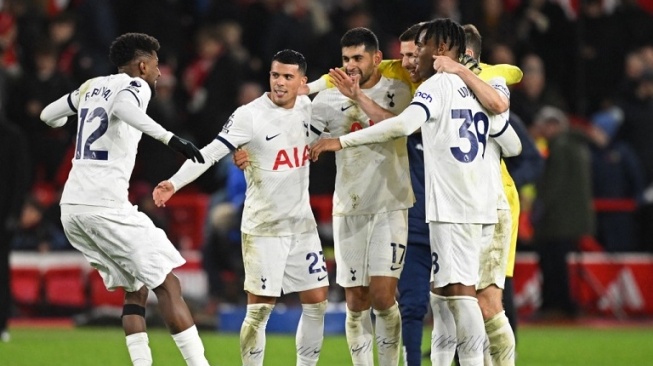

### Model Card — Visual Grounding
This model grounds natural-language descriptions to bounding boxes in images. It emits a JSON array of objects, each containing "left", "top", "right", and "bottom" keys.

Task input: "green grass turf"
[{"left": 1, "top": 325, "right": 652, "bottom": 365}]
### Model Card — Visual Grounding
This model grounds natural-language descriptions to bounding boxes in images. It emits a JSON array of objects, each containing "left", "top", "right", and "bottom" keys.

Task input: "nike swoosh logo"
[
  {"left": 351, "top": 346, "right": 364, "bottom": 353},
  {"left": 390, "top": 265, "right": 402, "bottom": 271},
  {"left": 341, "top": 104, "right": 355, "bottom": 111},
  {"left": 265, "top": 133, "right": 280, "bottom": 141},
  {"left": 249, "top": 350, "right": 263, "bottom": 355},
  {"left": 317, "top": 275, "right": 327, "bottom": 281}
]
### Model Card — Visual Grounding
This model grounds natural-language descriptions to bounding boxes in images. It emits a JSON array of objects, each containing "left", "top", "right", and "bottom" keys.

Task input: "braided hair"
[{"left": 416, "top": 19, "right": 466, "bottom": 60}]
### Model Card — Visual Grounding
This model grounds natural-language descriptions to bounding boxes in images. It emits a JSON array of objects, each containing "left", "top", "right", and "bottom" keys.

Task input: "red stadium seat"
[
  {"left": 88, "top": 270, "right": 124, "bottom": 308},
  {"left": 165, "top": 193, "right": 210, "bottom": 251},
  {"left": 43, "top": 267, "right": 86, "bottom": 308},
  {"left": 10, "top": 268, "right": 42, "bottom": 305}
]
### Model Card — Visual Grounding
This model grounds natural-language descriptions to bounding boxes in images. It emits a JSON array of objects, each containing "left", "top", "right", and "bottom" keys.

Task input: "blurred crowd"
[{"left": 2, "top": 0, "right": 653, "bottom": 308}]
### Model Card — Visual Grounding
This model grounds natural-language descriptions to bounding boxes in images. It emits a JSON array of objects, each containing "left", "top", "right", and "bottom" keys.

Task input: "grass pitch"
[{"left": 1, "top": 325, "right": 652, "bottom": 365}]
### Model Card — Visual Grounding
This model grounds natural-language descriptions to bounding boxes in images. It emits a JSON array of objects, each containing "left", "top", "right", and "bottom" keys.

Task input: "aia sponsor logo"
[{"left": 272, "top": 145, "right": 310, "bottom": 170}]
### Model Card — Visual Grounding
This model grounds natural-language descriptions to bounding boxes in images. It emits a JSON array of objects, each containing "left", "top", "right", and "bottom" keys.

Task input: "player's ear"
[
  {"left": 373, "top": 50, "right": 382, "bottom": 67},
  {"left": 300, "top": 75, "right": 307, "bottom": 85},
  {"left": 437, "top": 42, "right": 447, "bottom": 56}
]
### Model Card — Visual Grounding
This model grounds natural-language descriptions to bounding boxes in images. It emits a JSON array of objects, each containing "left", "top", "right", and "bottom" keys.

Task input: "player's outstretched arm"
[
  {"left": 167, "top": 135, "right": 205, "bottom": 163},
  {"left": 329, "top": 68, "right": 397, "bottom": 122},
  {"left": 153, "top": 180, "right": 175, "bottom": 207},
  {"left": 311, "top": 104, "right": 427, "bottom": 162},
  {"left": 433, "top": 55, "right": 509, "bottom": 115},
  {"left": 310, "top": 138, "right": 342, "bottom": 161},
  {"left": 490, "top": 119, "right": 522, "bottom": 158},
  {"left": 112, "top": 93, "right": 204, "bottom": 163},
  {"left": 40, "top": 94, "right": 76, "bottom": 128}
]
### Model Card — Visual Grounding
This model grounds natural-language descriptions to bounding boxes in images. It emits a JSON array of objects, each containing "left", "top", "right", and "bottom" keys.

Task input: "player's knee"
[
  {"left": 122, "top": 304, "right": 146, "bottom": 318},
  {"left": 345, "top": 287, "right": 371, "bottom": 311},
  {"left": 124, "top": 286, "right": 149, "bottom": 305},
  {"left": 399, "top": 300, "right": 429, "bottom": 320},
  {"left": 370, "top": 292, "right": 397, "bottom": 311},
  {"left": 153, "top": 272, "right": 181, "bottom": 294},
  {"left": 369, "top": 281, "right": 398, "bottom": 310},
  {"left": 477, "top": 293, "right": 503, "bottom": 321}
]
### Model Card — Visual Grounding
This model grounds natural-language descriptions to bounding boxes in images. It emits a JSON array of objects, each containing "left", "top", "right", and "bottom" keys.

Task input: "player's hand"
[
  {"left": 153, "top": 181, "right": 175, "bottom": 208},
  {"left": 167, "top": 135, "right": 205, "bottom": 164},
  {"left": 433, "top": 55, "right": 465, "bottom": 74},
  {"left": 233, "top": 149, "right": 250, "bottom": 170},
  {"left": 310, "top": 138, "right": 342, "bottom": 161},
  {"left": 329, "top": 68, "right": 361, "bottom": 100},
  {"left": 459, "top": 54, "right": 482, "bottom": 75}
]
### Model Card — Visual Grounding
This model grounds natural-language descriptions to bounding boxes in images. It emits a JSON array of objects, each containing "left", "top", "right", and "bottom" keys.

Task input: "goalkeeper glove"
[
  {"left": 168, "top": 135, "right": 205, "bottom": 164},
  {"left": 460, "top": 54, "right": 482, "bottom": 75}
]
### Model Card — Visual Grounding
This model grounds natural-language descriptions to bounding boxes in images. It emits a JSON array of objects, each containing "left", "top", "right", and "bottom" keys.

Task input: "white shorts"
[
  {"left": 333, "top": 210, "right": 408, "bottom": 287},
  {"left": 478, "top": 209, "right": 511, "bottom": 290},
  {"left": 429, "top": 222, "right": 490, "bottom": 288},
  {"left": 242, "top": 228, "right": 328, "bottom": 297},
  {"left": 61, "top": 205, "right": 186, "bottom": 292}
]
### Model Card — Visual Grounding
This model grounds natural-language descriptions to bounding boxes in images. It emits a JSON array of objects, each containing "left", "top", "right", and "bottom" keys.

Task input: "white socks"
[
  {"left": 296, "top": 300, "right": 327, "bottom": 366},
  {"left": 430, "top": 294, "right": 486, "bottom": 366},
  {"left": 430, "top": 293, "right": 456, "bottom": 365},
  {"left": 449, "top": 296, "right": 485, "bottom": 366},
  {"left": 346, "top": 307, "right": 374, "bottom": 366},
  {"left": 240, "top": 303, "right": 274, "bottom": 366},
  {"left": 484, "top": 311, "right": 515, "bottom": 366},
  {"left": 171, "top": 325, "right": 210, "bottom": 366},
  {"left": 374, "top": 302, "right": 402, "bottom": 366},
  {"left": 126, "top": 332, "right": 152, "bottom": 366}
]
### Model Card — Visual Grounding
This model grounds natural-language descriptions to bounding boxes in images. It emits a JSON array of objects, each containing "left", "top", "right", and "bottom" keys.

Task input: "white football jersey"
[
  {"left": 61, "top": 74, "right": 152, "bottom": 208},
  {"left": 312, "top": 76, "right": 413, "bottom": 216},
  {"left": 411, "top": 72, "right": 505, "bottom": 224},
  {"left": 217, "top": 93, "right": 316, "bottom": 236}
]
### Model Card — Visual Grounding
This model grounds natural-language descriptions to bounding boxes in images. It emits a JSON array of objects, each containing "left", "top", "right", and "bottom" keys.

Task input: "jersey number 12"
[{"left": 76, "top": 107, "right": 109, "bottom": 160}]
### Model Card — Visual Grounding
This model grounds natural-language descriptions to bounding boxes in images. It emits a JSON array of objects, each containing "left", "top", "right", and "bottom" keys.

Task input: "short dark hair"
[
  {"left": 463, "top": 24, "right": 482, "bottom": 60},
  {"left": 340, "top": 27, "right": 379, "bottom": 53},
  {"left": 272, "top": 49, "right": 307, "bottom": 75},
  {"left": 109, "top": 33, "right": 160, "bottom": 68},
  {"left": 416, "top": 19, "right": 466, "bottom": 60},
  {"left": 399, "top": 22, "right": 425, "bottom": 42}
]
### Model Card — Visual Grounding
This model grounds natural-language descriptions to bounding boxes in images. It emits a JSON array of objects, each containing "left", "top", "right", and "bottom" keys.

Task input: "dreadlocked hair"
[{"left": 416, "top": 19, "right": 466, "bottom": 60}]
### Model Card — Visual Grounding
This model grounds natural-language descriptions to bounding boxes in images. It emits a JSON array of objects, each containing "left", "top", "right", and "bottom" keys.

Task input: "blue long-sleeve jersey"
[{"left": 407, "top": 133, "right": 430, "bottom": 246}]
